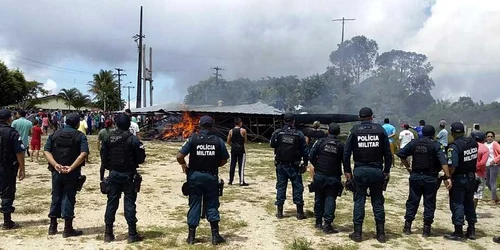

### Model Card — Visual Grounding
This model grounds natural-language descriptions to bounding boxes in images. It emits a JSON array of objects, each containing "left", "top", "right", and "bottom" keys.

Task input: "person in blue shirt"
[
  {"left": 436, "top": 120, "right": 449, "bottom": 148},
  {"left": 44, "top": 113, "right": 89, "bottom": 238},
  {"left": 344, "top": 107, "right": 392, "bottom": 243},
  {"left": 177, "top": 115, "right": 229, "bottom": 245},
  {"left": 413, "top": 120, "right": 425, "bottom": 139},
  {"left": 382, "top": 118, "right": 396, "bottom": 166}
]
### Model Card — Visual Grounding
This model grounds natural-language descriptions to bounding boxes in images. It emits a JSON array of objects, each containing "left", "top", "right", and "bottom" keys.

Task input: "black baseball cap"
[
  {"left": 0, "top": 109, "right": 12, "bottom": 120},
  {"left": 472, "top": 131, "right": 486, "bottom": 142},
  {"left": 65, "top": 113, "right": 81, "bottom": 128},
  {"left": 283, "top": 113, "right": 295, "bottom": 122},
  {"left": 450, "top": 122, "right": 465, "bottom": 133},
  {"left": 199, "top": 115, "right": 213, "bottom": 127},
  {"left": 359, "top": 107, "right": 373, "bottom": 118},
  {"left": 422, "top": 125, "right": 435, "bottom": 137},
  {"left": 328, "top": 122, "right": 340, "bottom": 135}
]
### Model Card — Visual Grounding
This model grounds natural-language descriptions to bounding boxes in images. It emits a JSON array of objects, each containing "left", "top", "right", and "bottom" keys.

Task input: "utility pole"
[
  {"left": 142, "top": 44, "right": 147, "bottom": 107},
  {"left": 212, "top": 66, "right": 224, "bottom": 85},
  {"left": 114, "top": 68, "right": 126, "bottom": 110},
  {"left": 149, "top": 47, "right": 153, "bottom": 106},
  {"left": 123, "top": 83, "right": 135, "bottom": 110},
  {"left": 133, "top": 6, "right": 145, "bottom": 108},
  {"left": 332, "top": 17, "right": 355, "bottom": 82}
]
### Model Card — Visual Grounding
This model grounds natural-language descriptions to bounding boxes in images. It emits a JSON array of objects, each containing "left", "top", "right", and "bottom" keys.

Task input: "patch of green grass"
[
  {"left": 370, "top": 243, "right": 384, "bottom": 249},
  {"left": 329, "top": 243, "right": 360, "bottom": 250},
  {"left": 221, "top": 218, "right": 248, "bottom": 230},
  {"left": 287, "top": 237, "right": 313, "bottom": 250}
]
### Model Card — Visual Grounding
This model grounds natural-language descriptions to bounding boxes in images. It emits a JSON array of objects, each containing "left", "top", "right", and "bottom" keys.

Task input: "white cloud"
[{"left": 44, "top": 79, "right": 58, "bottom": 94}]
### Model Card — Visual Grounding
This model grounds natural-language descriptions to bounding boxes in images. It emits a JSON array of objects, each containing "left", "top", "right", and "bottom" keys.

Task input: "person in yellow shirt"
[{"left": 78, "top": 114, "right": 88, "bottom": 134}]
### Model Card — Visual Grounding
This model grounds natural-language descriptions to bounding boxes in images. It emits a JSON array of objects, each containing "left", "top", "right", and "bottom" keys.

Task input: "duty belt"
[
  {"left": 412, "top": 171, "right": 438, "bottom": 177},
  {"left": 452, "top": 172, "right": 475, "bottom": 179},
  {"left": 193, "top": 169, "right": 217, "bottom": 175}
]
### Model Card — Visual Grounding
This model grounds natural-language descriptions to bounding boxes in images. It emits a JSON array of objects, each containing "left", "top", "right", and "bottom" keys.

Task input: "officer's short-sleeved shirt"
[
  {"left": 447, "top": 144, "right": 460, "bottom": 168},
  {"left": 44, "top": 125, "right": 89, "bottom": 154},
  {"left": 9, "top": 127, "right": 26, "bottom": 154},
  {"left": 179, "top": 130, "right": 230, "bottom": 160}
]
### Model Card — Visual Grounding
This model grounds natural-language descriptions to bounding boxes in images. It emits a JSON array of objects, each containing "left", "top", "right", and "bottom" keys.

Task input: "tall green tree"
[
  {"left": 72, "top": 92, "right": 91, "bottom": 110},
  {"left": 88, "top": 69, "right": 121, "bottom": 111},
  {"left": 58, "top": 88, "right": 80, "bottom": 110},
  {"left": 17, "top": 81, "right": 49, "bottom": 109}
]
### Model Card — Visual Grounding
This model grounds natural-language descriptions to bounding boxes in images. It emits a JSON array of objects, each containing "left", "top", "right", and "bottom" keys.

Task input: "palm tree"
[
  {"left": 88, "top": 69, "right": 120, "bottom": 111},
  {"left": 58, "top": 88, "right": 79, "bottom": 110},
  {"left": 72, "top": 92, "right": 91, "bottom": 110}
]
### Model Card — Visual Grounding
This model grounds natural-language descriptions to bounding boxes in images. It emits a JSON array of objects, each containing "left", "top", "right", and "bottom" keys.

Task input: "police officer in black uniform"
[
  {"left": 308, "top": 122, "right": 344, "bottom": 234},
  {"left": 343, "top": 107, "right": 392, "bottom": 243},
  {"left": 397, "top": 125, "right": 452, "bottom": 237},
  {"left": 0, "top": 109, "right": 26, "bottom": 230},
  {"left": 101, "top": 113, "right": 145, "bottom": 243},
  {"left": 44, "top": 113, "right": 88, "bottom": 237},
  {"left": 444, "top": 122, "right": 478, "bottom": 241},
  {"left": 270, "top": 113, "right": 308, "bottom": 220},
  {"left": 177, "top": 115, "right": 229, "bottom": 245}
]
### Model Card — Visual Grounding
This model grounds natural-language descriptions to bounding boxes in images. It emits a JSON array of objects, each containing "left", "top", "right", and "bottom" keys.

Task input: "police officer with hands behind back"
[
  {"left": 397, "top": 125, "right": 452, "bottom": 237},
  {"left": 43, "top": 113, "right": 88, "bottom": 237},
  {"left": 444, "top": 122, "right": 479, "bottom": 241},
  {"left": 270, "top": 113, "right": 308, "bottom": 220},
  {"left": 177, "top": 115, "right": 229, "bottom": 245},
  {"left": 308, "top": 122, "right": 344, "bottom": 234},
  {"left": 0, "top": 109, "right": 26, "bottom": 230},
  {"left": 343, "top": 107, "right": 392, "bottom": 243},
  {"left": 101, "top": 113, "right": 145, "bottom": 243}
]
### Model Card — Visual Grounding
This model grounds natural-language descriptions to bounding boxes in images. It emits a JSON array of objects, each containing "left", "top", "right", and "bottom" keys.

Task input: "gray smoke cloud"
[{"left": 0, "top": 0, "right": 499, "bottom": 103}]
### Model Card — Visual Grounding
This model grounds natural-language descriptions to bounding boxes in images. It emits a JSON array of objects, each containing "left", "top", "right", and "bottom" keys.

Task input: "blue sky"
[{"left": 1, "top": 0, "right": 500, "bottom": 109}]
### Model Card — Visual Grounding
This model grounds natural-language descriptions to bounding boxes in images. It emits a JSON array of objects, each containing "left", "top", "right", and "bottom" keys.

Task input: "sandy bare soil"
[{"left": 0, "top": 135, "right": 499, "bottom": 250}]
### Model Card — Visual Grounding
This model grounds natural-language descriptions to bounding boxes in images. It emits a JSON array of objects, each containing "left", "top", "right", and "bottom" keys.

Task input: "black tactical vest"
[
  {"left": 51, "top": 129, "right": 83, "bottom": 167},
  {"left": 189, "top": 133, "right": 220, "bottom": 172},
  {"left": 352, "top": 123, "right": 384, "bottom": 163},
  {"left": 0, "top": 124, "right": 15, "bottom": 166},
  {"left": 411, "top": 138, "right": 437, "bottom": 172},
  {"left": 276, "top": 127, "right": 301, "bottom": 163},
  {"left": 108, "top": 130, "right": 134, "bottom": 172},
  {"left": 315, "top": 137, "right": 342, "bottom": 177},
  {"left": 451, "top": 136, "right": 478, "bottom": 175}
]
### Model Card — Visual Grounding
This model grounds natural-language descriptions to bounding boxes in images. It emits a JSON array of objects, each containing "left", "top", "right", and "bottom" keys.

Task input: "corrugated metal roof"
[{"left": 130, "top": 101, "right": 283, "bottom": 115}]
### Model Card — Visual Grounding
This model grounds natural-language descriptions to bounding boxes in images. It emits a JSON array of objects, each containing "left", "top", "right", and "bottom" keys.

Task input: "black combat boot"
[
  {"left": 403, "top": 220, "right": 412, "bottom": 235},
  {"left": 210, "top": 221, "right": 226, "bottom": 245},
  {"left": 186, "top": 226, "right": 196, "bottom": 244},
  {"left": 315, "top": 218, "right": 323, "bottom": 229},
  {"left": 422, "top": 223, "right": 432, "bottom": 237},
  {"left": 323, "top": 223, "right": 339, "bottom": 234},
  {"left": 349, "top": 224, "right": 362, "bottom": 242},
  {"left": 62, "top": 219, "right": 83, "bottom": 238},
  {"left": 104, "top": 224, "right": 115, "bottom": 243},
  {"left": 296, "top": 205, "right": 306, "bottom": 220},
  {"left": 493, "top": 236, "right": 500, "bottom": 243},
  {"left": 444, "top": 225, "right": 464, "bottom": 241},
  {"left": 276, "top": 205, "right": 284, "bottom": 219},
  {"left": 48, "top": 217, "right": 58, "bottom": 235},
  {"left": 2, "top": 213, "right": 19, "bottom": 230},
  {"left": 467, "top": 224, "right": 476, "bottom": 240},
  {"left": 376, "top": 223, "right": 386, "bottom": 243},
  {"left": 127, "top": 224, "right": 143, "bottom": 243}
]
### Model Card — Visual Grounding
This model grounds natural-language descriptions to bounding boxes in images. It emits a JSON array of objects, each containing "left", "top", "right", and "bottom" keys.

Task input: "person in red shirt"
[
  {"left": 472, "top": 131, "right": 489, "bottom": 209},
  {"left": 30, "top": 120, "right": 43, "bottom": 162}
]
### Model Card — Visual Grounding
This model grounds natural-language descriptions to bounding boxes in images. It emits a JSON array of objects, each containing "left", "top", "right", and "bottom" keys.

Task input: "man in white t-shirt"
[
  {"left": 399, "top": 124, "right": 415, "bottom": 167},
  {"left": 129, "top": 116, "right": 141, "bottom": 139}
]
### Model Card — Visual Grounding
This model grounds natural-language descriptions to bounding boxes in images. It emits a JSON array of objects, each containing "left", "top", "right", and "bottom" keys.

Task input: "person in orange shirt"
[{"left": 472, "top": 131, "right": 489, "bottom": 209}]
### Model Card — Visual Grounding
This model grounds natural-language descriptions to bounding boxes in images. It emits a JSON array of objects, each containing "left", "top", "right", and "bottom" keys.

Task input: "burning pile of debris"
[{"left": 161, "top": 112, "right": 200, "bottom": 141}]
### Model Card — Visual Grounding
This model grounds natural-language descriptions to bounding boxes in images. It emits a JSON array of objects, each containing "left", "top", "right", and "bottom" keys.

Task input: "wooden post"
[{"left": 256, "top": 117, "right": 260, "bottom": 136}]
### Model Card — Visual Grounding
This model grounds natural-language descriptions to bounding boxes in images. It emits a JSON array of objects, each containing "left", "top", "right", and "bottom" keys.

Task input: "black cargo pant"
[
  {"left": 0, "top": 165, "right": 18, "bottom": 214},
  {"left": 404, "top": 172, "right": 439, "bottom": 224},
  {"left": 104, "top": 170, "right": 138, "bottom": 228},
  {"left": 49, "top": 169, "right": 80, "bottom": 219}
]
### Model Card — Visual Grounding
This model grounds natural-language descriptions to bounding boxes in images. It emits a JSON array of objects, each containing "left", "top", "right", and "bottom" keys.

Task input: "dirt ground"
[{"left": 0, "top": 135, "right": 499, "bottom": 250}]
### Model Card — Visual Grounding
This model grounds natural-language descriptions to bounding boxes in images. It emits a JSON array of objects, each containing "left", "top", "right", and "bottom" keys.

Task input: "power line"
[{"left": 7, "top": 58, "right": 93, "bottom": 75}]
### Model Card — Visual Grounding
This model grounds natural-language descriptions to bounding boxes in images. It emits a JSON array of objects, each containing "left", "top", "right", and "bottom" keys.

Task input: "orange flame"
[{"left": 163, "top": 112, "right": 199, "bottom": 140}]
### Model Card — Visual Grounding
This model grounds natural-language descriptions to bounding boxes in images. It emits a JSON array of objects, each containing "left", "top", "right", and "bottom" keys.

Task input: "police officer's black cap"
[
  {"left": 199, "top": 115, "right": 213, "bottom": 127},
  {"left": 472, "top": 131, "right": 486, "bottom": 142},
  {"left": 0, "top": 109, "right": 12, "bottom": 120},
  {"left": 65, "top": 113, "right": 80, "bottom": 127},
  {"left": 328, "top": 122, "right": 340, "bottom": 135},
  {"left": 450, "top": 122, "right": 465, "bottom": 133},
  {"left": 422, "top": 125, "right": 435, "bottom": 137},
  {"left": 283, "top": 113, "right": 295, "bottom": 122},
  {"left": 359, "top": 107, "right": 373, "bottom": 118},
  {"left": 115, "top": 113, "right": 131, "bottom": 130}
]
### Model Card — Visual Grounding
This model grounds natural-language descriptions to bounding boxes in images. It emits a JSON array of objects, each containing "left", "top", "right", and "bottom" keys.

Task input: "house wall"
[{"left": 37, "top": 97, "right": 92, "bottom": 111}]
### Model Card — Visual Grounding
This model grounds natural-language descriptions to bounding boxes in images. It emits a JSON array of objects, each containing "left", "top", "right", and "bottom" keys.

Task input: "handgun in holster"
[
  {"left": 337, "top": 182, "right": 344, "bottom": 197},
  {"left": 133, "top": 173, "right": 142, "bottom": 193},
  {"left": 383, "top": 176, "right": 390, "bottom": 191},
  {"left": 77, "top": 175, "right": 86, "bottom": 192},
  {"left": 219, "top": 179, "right": 224, "bottom": 196},
  {"left": 100, "top": 177, "right": 110, "bottom": 194}
]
